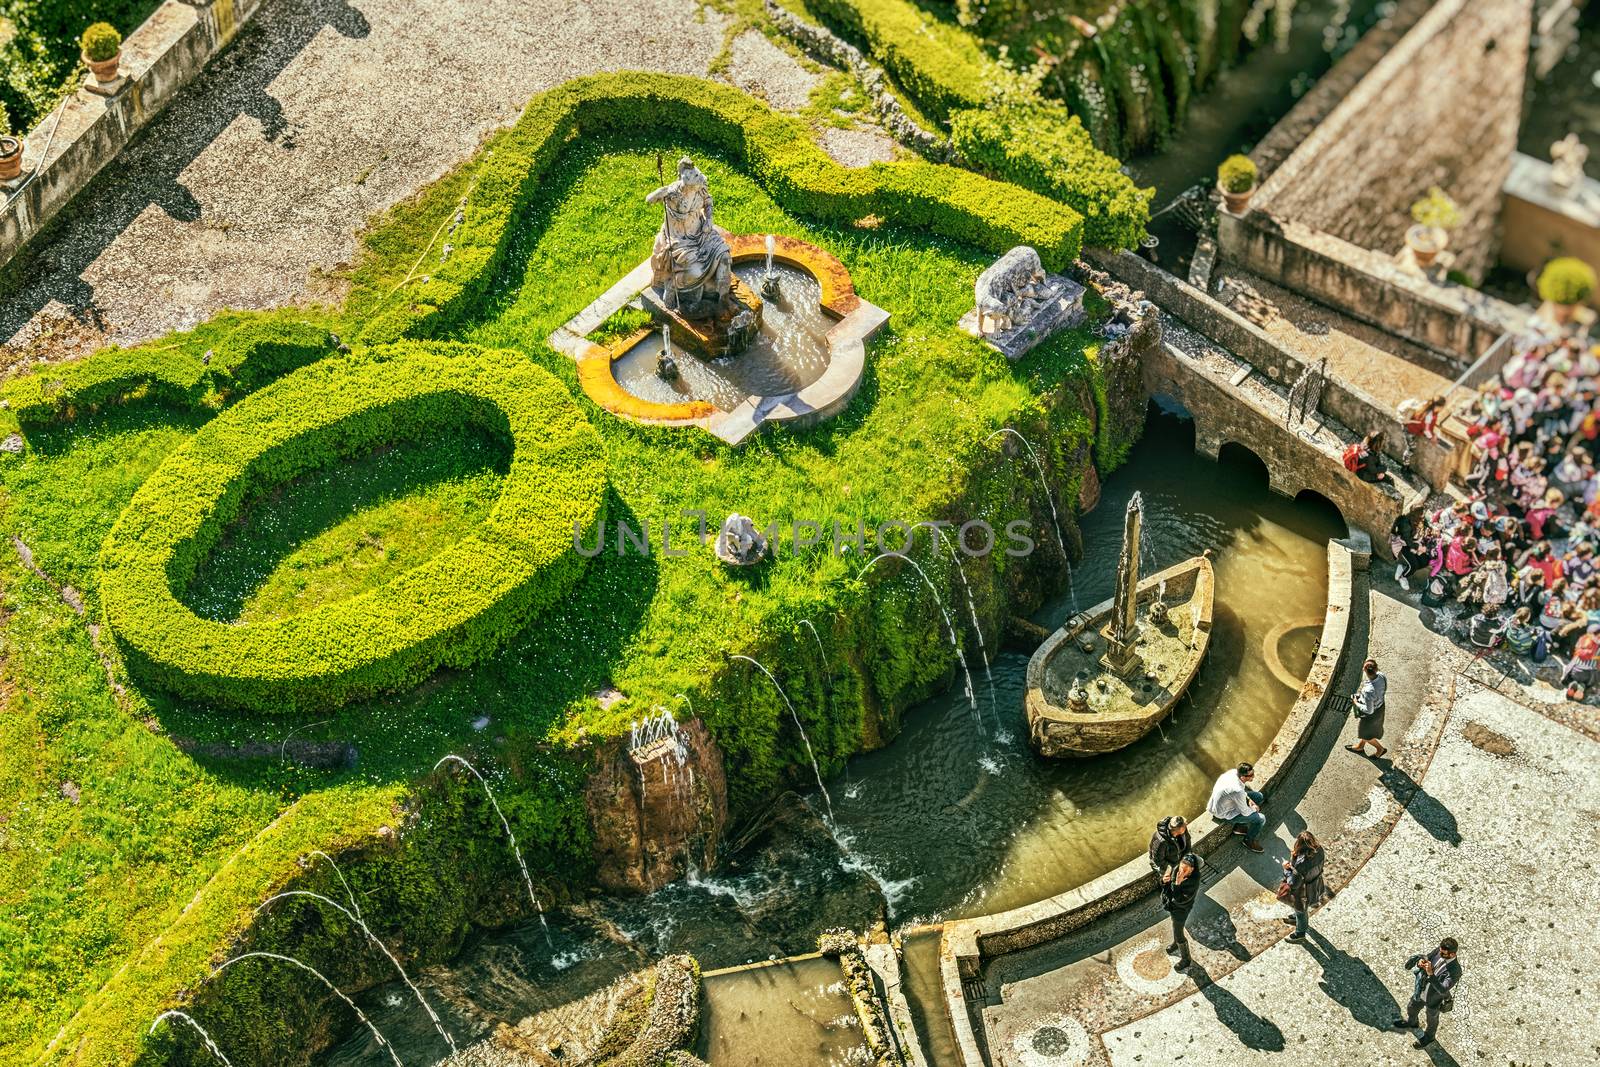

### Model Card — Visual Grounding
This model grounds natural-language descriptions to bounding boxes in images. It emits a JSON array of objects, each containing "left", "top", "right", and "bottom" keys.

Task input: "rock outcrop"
[{"left": 584, "top": 717, "right": 729, "bottom": 893}]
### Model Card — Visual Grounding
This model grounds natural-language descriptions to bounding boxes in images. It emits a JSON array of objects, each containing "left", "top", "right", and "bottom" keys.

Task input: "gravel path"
[{"left": 0, "top": 0, "right": 857, "bottom": 359}]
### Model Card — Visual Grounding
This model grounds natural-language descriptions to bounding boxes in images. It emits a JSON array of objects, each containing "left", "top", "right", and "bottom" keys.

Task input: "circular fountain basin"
[
  {"left": 611, "top": 263, "right": 832, "bottom": 411},
  {"left": 552, "top": 233, "right": 888, "bottom": 445}
]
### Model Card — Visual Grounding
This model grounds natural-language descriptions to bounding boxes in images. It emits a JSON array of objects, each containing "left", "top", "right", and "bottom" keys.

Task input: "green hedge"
[
  {"left": 1, "top": 316, "right": 333, "bottom": 430},
  {"left": 98, "top": 342, "right": 608, "bottom": 712},
  {"left": 808, "top": 0, "right": 990, "bottom": 121},
  {"left": 950, "top": 97, "right": 1152, "bottom": 251},
  {"left": 356, "top": 71, "right": 1089, "bottom": 343}
]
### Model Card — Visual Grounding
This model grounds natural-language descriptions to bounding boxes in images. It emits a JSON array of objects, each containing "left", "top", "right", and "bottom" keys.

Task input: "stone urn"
[
  {"left": 0, "top": 136, "right": 22, "bottom": 182},
  {"left": 1405, "top": 224, "right": 1447, "bottom": 268},
  {"left": 84, "top": 49, "right": 122, "bottom": 84},
  {"left": 1218, "top": 182, "right": 1255, "bottom": 215}
]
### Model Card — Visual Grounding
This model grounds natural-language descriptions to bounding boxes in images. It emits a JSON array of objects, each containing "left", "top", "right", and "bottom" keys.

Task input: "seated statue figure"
[{"left": 647, "top": 157, "right": 733, "bottom": 317}]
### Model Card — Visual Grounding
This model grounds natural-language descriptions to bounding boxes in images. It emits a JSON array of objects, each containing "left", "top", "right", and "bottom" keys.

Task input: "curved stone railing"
[{"left": 937, "top": 539, "right": 1359, "bottom": 1066}]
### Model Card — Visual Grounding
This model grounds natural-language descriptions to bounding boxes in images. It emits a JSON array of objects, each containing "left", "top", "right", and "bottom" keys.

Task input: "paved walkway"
[
  {"left": 0, "top": 0, "right": 887, "bottom": 363},
  {"left": 973, "top": 579, "right": 1600, "bottom": 1067}
]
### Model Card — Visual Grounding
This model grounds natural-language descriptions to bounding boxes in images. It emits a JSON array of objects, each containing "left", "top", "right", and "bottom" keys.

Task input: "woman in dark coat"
[
  {"left": 1161, "top": 853, "right": 1202, "bottom": 968},
  {"left": 1147, "top": 815, "right": 1191, "bottom": 884},
  {"left": 1283, "top": 830, "right": 1328, "bottom": 942}
]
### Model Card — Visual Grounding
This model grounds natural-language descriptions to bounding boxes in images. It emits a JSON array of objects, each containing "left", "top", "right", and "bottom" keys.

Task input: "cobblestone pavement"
[
  {"left": 0, "top": 0, "right": 882, "bottom": 361},
  {"left": 978, "top": 582, "right": 1600, "bottom": 1067}
]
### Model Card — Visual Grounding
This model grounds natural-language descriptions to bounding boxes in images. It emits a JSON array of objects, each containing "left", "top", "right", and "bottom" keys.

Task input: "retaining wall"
[{"left": 0, "top": 0, "right": 263, "bottom": 271}]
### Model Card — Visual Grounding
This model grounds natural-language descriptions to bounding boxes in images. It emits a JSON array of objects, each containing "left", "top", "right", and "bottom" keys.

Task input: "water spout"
[
  {"left": 943, "top": 537, "right": 998, "bottom": 727},
  {"left": 433, "top": 755, "right": 551, "bottom": 944},
  {"left": 149, "top": 1011, "right": 232, "bottom": 1066},
  {"left": 984, "top": 427, "right": 1076, "bottom": 610},
  {"left": 214, "top": 952, "right": 404, "bottom": 1067},
  {"left": 255, "top": 890, "right": 456, "bottom": 1056},
  {"left": 730, "top": 654, "right": 834, "bottom": 825},
  {"left": 855, "top": 551, "right": 980, "bottom": 722}
]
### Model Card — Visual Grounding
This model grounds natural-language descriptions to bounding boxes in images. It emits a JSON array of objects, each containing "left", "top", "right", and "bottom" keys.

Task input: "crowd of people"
[{"left": 1393, "top": 331, "right": 1600, "bottom": 698}]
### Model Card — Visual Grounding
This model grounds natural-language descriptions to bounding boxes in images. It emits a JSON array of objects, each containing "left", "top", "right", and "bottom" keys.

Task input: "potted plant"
[
  {"left": 1537, "top": 256, "right": 1597, "bottom": 325},
  {"left": 1217, "top": 154, "right": 1258, "bottom": 214},
  {"left": 0, "top": 104, "right": 21, "bottom": 182},
  {"left": 81, "top": 22, "right": 123, "bottom": 84},
  {"left": 1405, "top": 186, "right": 1461, "bottom": 267}
]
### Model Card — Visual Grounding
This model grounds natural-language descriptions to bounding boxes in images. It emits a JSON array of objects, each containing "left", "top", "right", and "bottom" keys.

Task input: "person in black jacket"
[
  {"left": 1391, "top": 937, "right": 1462, "bottom": 1048},
  {"left": 1161, "top": 853, "right": 1202, "bottom": 968},
  {"left": 1281, "top": 830, "right": 1327, "bottom": 942},
  {"left": 1148, "top": 815, "right": 1191, "bottom": 884}
]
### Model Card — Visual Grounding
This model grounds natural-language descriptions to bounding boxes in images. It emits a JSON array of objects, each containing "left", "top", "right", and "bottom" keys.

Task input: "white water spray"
[
  {"left": 985, "top": 427, "right": 1076, "bottom": 610},
  {"left": 730, "top": 654, "right": 834, "bottom": 825},
  {"left": 942, "top": 536, "right": 998, "bottom": 727},
  {"left": 855, "top": 551, "right": 980, "bottom": 722},
  {"left": 214, "top": 952, "right": 403, "bottom": 1067},
  {"left": 255, "top": 890, "right": 456, "bottom": 1056},
  {"left": 433, "top": 755, "right": 551, "bottom": 943},
  {"left": 149, "top": 1010, "right": 232, "bottom": 1066}
]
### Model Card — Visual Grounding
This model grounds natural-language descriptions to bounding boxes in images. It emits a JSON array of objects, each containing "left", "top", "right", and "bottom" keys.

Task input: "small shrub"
[
  {"left": 1410, "top": 186, "right": 1461, "bottom": 231},
  {"left": 80, "top": 22, "right": 123, "bottom": 62},
  {"left": 0, "top": 102, "right": 10, "bottom": 138},
  {"left": 1217, "top": 154, "right": 1257, "bottom": 194},
  {"left": 1537, "top": 257, "right": 1597, "bottom": 305}
]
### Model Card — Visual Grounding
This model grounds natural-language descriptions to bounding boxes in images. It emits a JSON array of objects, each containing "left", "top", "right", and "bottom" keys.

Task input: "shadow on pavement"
[{"left": 1184, "top": 959, "right": 1287, "bottom": 1051}]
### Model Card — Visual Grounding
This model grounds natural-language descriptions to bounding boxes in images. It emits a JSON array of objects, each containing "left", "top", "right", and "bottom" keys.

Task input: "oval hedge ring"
[{"left": 99, "top": 342, "right": 608, "bottom": 713}]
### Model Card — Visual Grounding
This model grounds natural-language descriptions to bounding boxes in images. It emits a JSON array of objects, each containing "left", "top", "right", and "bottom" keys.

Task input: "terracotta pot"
[
  {"left": 0, "top": 137, "right": 21, "bottom": 182},
  {"left": 1218, "top": 182, "right": 1255, "bottom": 215},
  {"left": 1406, "top": 223, "right": 1446, "bottom": 267},
  {"left": 1550, "top": 302, "right": 1578, "bottom": 325},
  {"left": 84, "top": 49, "right": 121, "bottom": 84}
]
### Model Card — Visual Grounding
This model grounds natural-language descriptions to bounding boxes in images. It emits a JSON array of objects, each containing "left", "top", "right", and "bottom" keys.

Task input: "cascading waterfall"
[
  {"left": 985, "top": 427, "right": 1077, "bottom": 612},
  {"left": 213, "top": 952, "right": 404, "bottom": 1067},
  {"left": 433, "top": 754, "right": 551, "bottom": 945},
  {"left": 149, "top": 1010, "right": 232, "bottom": 1066},
  {"left": 255, "top": 890, "right": 456, "bottom": 1056},
  {"left": 942, "top": 535, "right": 997, "bottom": 727},
  {"left": 855, "top": 551, "right": 980, "bottom": 723}
]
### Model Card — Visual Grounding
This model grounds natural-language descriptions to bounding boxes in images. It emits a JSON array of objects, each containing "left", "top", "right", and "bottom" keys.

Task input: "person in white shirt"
[
  {"left": 1346, "top": 659, "right": 1388, "bottom": 758},
  {"left": 1208, "top": 762, "right": 1266, "bottom": 852}
]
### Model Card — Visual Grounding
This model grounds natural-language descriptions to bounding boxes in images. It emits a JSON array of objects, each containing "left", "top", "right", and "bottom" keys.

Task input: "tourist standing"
[
  {"left": 1207, "top": 762, "right": 1266, "bottom": 852},
  {"left": 1392, "top": 937, "right": 1462, "bottom": 1049},
  {"left": 1148, "top": 815, "right": 1192, "bottom": 884},
  {"left": 1161, "top": 853, "right": 1202, "bottom": 968},
  {"left": 1346, "top": 659, "right": 1387, "bottom": 758},
  {"left": 1280, "top": 830, "right": 1327, "bottom": 942}
]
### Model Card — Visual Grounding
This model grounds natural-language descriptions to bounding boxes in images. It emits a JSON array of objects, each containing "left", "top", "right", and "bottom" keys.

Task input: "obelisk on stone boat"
[{"left": 1102, "top": 492, "right": 1143, "bottom": 676}]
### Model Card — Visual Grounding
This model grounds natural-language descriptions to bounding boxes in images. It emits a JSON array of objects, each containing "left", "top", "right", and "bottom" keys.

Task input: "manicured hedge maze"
[{"left": 98, "top": 342, "right": 608, "bottom": 712}]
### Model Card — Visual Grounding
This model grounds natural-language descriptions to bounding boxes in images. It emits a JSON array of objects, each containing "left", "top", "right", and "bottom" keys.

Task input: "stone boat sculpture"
[{"left": 1025, "top": 495, "right": 1214, "bottom": 757}]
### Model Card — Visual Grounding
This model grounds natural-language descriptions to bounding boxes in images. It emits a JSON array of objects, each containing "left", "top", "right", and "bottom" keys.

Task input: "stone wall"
[
  {"left": 1499, "top": 152, "right": 1600, "bottom": 280},
  {"left": 0, "top": 0, "right": 262, "bottom": 271},
  {"left": 1091, "top": 249, "right": 1462, "bottom": 493},
  {"left": 1253, "top": 0, "right": 1534, "bottom": 280}
]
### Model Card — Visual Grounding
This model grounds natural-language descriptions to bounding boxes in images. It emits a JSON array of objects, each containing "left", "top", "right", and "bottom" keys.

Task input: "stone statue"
[
  {"left": 1551, "top": 133, "right": 1589, "bottom": 195},
  {"left": 976, "top": 246, "right": 1051, "bottom": 334},
  {"left": 960, "top": 245, "right": 1086, "bottom": 360},
  {"left": 647, "top": 157, "right": 733, "bottom": 318},
  {"left": 714, "top": 513, "right": 768, "bottom": 566}
]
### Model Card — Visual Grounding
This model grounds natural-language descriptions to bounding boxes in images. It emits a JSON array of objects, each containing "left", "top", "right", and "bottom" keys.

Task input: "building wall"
[{"left": 1255, "top": 0, "right": 1534, "bottom": 280}]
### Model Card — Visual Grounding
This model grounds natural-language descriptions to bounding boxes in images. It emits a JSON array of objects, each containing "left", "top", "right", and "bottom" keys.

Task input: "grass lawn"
[{"left": 0, "top": 127, "right": 1109, "bottom": 1061}]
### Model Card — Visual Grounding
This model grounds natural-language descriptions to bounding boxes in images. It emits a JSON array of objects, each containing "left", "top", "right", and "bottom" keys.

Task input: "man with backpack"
[{"left": 1392, "top": 937, "right": 1462, "bottom": 1049}]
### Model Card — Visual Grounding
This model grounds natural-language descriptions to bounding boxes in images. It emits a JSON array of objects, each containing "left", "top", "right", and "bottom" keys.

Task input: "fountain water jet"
[
  {"left": 149, "top": 1010, "right": 232, "bottom": 1066},
  {"left": 255, "top": 890, "right": 456, "bottom": 1056},
  {"left": 213, "top": 952, "right": 404, "bottom": 1067},
  {"left": 941, "top": 536, "right": 998, "bottom": 727},
  {"left": 433, "top": 755, "right": 551, "bottom": 944},
  {"left": 730, "top": 654, "right": 834, "bottom": 825},
  {"left": 854, "top": 550, "right": 980, "bottom": 723},
  {"left": 984, "top": 427, "right": 1077, "bottom": 611},
  {"left": 309, "top": 849, "right": 361, "bottom": 920}
]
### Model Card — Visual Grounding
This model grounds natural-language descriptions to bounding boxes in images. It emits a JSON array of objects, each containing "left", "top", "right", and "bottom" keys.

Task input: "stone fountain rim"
[{"left": 547, "top": 230, "right": 888, "bottom": 445}]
